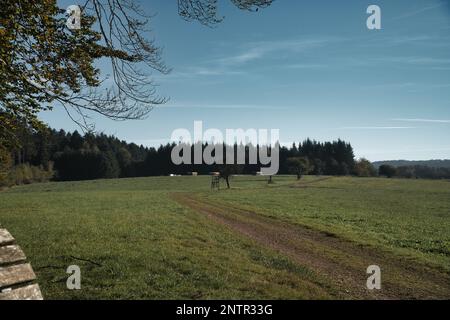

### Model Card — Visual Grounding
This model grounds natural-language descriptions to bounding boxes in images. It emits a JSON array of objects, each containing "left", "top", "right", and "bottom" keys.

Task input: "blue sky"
[{"left": 45, "top": 0, "right": 450, "bottom": 161}]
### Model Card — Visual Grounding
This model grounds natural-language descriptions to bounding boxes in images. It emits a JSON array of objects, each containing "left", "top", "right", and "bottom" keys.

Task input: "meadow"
[{"left": 0, "top": 175, "right": 449, "bottom": 299}]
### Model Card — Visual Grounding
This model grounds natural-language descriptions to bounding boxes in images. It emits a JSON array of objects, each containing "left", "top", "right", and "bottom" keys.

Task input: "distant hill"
[{"left": 372, "top": 160, "right": 450, "bottom": 169}]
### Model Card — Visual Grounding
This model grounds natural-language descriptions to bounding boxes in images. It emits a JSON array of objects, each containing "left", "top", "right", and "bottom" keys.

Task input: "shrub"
[
  {"left": 1, "top": 163, "right": 54, "bottom": 187},
  {"left": 354, "top": 158, "right": 377, "bottom": 177},
  {"left": 0, "top": 147, "right": 12, "bottom": 185}
]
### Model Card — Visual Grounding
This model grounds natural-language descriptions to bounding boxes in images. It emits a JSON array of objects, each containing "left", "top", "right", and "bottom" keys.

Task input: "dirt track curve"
[{"left": 172, "top": 192, "right": 450, "bottom": 300}]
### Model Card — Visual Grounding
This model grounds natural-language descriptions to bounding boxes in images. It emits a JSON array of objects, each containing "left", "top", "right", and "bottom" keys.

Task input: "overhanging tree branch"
[{"left": 0, "top": 0, "right": 273, "bottom": 147}]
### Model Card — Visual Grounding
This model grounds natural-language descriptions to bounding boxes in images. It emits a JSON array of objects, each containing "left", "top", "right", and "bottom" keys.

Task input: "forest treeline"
[
  {"left": 2, "top": 128, "right": 356, "bottom": 183},
  {"left": 378, "top": 164, "right": 450, "bottom": 180},
  {"left": 1, "top": 127, "right": 449, "bottom": 186}
]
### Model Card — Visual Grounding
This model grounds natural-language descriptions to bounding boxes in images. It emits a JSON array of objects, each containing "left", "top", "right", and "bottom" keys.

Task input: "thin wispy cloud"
[
  {"left": 214, "top": 37, "right": 342, "bottom": 66},
  {"left": 430, "top": 66, "right": 450, "bottom": 70},
  {"left": 304, "top": 53, "right": 450, "bottom": 71},
  {"left": 363, "top": 82, "right": 416, "bottom": 90},
  {"left": 357, "top": 34, "right": 450, "bottom": 49},
  {"left": 218, "top": 50, "right": 264, "bottom": 65},
  {"left": 154, "top": 103, "right": 288, "bottom": 110},
  {"left": 361, "top": 82, "right": 450, "bottom": 91},
  {"left": 161, "top": 35, "right": 450, "bottom": 83},
  {"left": 400, "top": 57, "right": 450, "bottom": 64},
  {"left": 392, "top": 118, "right": 450, "bottom": 123},
  {"left": 187, "top": 66, "right": 245, "bottom": 76},
  {"left": 369, "top": 56, "right": 450, "bottom": 66},
  {"left": 337, "top": 126, "right": 416, "bottom": 130},
  {"left": 156, "top": 67, "right": 246, "bottom": 81},
  {"left": 392, "top": 2, "right": 446, "bottom": 20},
  {"left": 284, "top": 63, "right": 327, "bottom": 69},
  {"left": 156, "top": 37, "right": 340, "bottom": 81},
  {"left": 388, "top": 35, "right": 437, "bottom": 45}
]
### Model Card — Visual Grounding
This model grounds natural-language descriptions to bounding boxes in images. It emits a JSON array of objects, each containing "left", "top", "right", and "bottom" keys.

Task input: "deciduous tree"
[
  {"left": 0, "top": 0, "right": 273, "bottom": 151},
  {"left": 287, "top": 156, "right": 312, "bottom": 180}
]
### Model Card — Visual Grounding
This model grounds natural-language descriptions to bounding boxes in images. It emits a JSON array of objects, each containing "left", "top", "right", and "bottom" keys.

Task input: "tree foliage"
[
  {"left": 379, "top": 164, "right": 397, "bottom": 178},
  {"left": 0, "top": 144, "right": 12, "bottom": 183},
  {"left": 0, "top": 0, "right": 273, "bottom": 151},
  {"left": 287, "top": 157, "right": 311, "bottom": 179},
  {"left": 0, "top": 0, "right": 170, "bottom": 141},
  {"left": 4, "top": 125, "right": 359, "bottom": 182},
  {"left": 354, "top": 158, "right": 377, "bottom": 177}
]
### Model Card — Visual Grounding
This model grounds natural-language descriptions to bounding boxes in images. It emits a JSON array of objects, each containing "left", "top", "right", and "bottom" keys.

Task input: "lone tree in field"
[
  {"left": 0, "top": 0, "right": 273, "bottom": 151},
  {"left": 219, "top": 164, "right": 241, "bottom": 189},
  {"left": 219, "top": 168, "right": 232, "bottom": 189},
  {"left": 287, "top": 157, "right": 312, "bottom": 180},
  {"left": 354, "top": 158, "right": 377, "bottom": 177}
]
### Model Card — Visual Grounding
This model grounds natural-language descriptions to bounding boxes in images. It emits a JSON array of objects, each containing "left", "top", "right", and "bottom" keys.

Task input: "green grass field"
[{"left": 0, "top": 175, "right": 449, "bottom": 299}]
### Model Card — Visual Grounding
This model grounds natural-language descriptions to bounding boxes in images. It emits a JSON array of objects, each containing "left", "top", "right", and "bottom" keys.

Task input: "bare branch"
[{"left": 178, "top": 0, "right": 273, "bottom": 25}]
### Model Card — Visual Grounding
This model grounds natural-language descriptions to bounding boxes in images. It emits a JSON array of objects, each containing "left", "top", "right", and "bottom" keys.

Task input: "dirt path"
[
  {"left": 172, "top": 192, "right": 450, "bottom": 300},
  {"left": 288, "top": 176, "right": 336, "bottom": 188}
]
